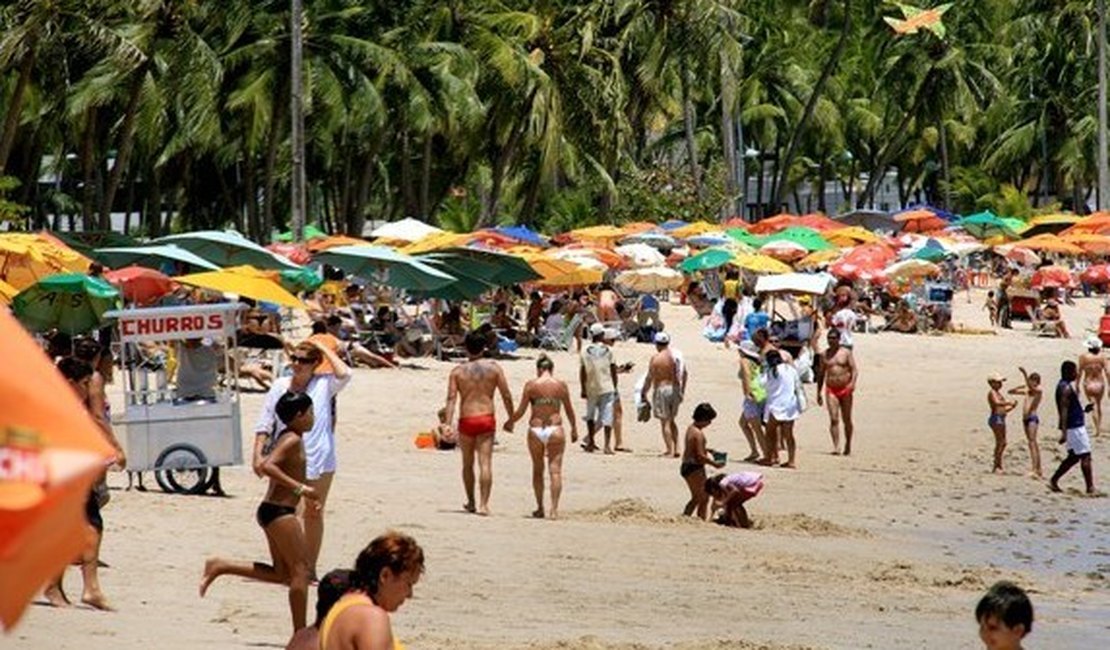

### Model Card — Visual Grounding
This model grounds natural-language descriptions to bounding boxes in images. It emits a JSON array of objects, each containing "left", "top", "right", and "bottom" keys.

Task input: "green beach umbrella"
[
  {"left": 760, "top": 226, "right": 834, "bottom": 251},
  {"left": 153, "top": 230, "right": 302, "bottom": 271},
  {"left": 413, "top": 258, "right": 496, "bottom": 301},
  {"left": 726, "top": 228, "right": 767, "bottom": 248},
  {"left": 422, "top": 248, "right": 541, "bottom": 287},
  {"left": 679, "top": 248, "right": 734, "bottom": 273},
  {"left": 313, "top": 245, "right": 456, "bottom": 291},
  {"left": 274, "top": 224, "right": 327, "bottom": 242},
  {"left": 12, "top": 273, "right": 120, "bottom": 334},
  {"left": 957, "top": 211, "right": 1019, "bottom": 240}
]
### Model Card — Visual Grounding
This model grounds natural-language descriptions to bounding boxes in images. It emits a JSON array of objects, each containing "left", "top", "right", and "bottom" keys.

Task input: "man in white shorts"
[
  {"left": 1051, "top": 360, "right": 1096, "bottom": 494},
  {"left": 580, "top": 323, "right": 618, "bottom": 454}
]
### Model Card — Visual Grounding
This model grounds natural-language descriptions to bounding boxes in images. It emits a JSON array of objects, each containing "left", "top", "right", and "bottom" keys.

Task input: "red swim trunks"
[
  {"left": 825, "top": 384, "right": 854, "bottom": 400},
  {"left": 458, "top": 413, "right": 496, "bottom": 437}
]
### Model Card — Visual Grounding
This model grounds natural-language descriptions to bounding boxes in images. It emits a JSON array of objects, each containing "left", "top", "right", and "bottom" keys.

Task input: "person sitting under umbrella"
[{"left": 1038, "top": 298, "right": 1069, "bottom": 338}]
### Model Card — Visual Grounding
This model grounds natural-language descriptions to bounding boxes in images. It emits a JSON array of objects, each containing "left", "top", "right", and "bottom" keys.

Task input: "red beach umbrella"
[
  {"left": 1030, "top": 265, "right": 1076, "bottom": 289},
  {"left": 103, "top": 266, "right": 176, "bottom": 306}
]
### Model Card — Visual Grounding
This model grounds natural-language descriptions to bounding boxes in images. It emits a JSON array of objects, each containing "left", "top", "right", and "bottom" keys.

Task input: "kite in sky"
[{"left": 884, "top": 2, "right": 952, "bottom": 38}]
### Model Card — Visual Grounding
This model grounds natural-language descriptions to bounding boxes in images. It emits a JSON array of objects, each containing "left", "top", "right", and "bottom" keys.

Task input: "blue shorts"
[{"left": 743, "top": 399, "right": 764, "bottom": 421}]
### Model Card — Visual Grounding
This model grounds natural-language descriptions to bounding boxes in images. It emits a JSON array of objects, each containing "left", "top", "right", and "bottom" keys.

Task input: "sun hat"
[
  {"left": 653, "top": 331, "right": 670, "bottom": 345},
  {"left": 987, "top": 372, "right": 1006, "bottom": 383},
  {"left": 589, "top": 322, "right": 606, "bottom": 337},
  {"left": 1087, "top": 335, "right": 1103, "bottom": 351},
  {"left": 738, "top": 340, "right": 761, "bottom": 361}
]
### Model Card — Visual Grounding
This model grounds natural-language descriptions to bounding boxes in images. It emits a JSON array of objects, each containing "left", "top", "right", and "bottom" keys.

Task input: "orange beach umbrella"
[{"left": 0, "top": 309, "right": 116, "bottom": 628}]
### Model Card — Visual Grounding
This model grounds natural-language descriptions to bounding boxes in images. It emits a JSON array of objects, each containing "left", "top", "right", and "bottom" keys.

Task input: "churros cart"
[{"left": 105, "top": 303, "right": 244, "bottom": 495}]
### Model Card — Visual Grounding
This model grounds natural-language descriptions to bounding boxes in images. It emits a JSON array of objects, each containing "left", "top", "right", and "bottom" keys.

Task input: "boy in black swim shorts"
[{"left": 200, "top": 391, "right": 320, "bottom": 632}]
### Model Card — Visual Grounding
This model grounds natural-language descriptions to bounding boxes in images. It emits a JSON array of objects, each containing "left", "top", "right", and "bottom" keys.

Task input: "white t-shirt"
[
  {"left": 831, "top": 308, "right": 859, "bottom": 347},
  {"left": 254, "top": 373, "right": 351, "bottom": 479},
  {"left": 761, "top": 363, "right": 801, "bottom": 422}
]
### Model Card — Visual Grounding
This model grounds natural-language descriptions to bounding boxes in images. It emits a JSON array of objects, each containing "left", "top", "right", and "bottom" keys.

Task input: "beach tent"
[{"left": 369, "top": 218, "right": 444, "bottom": 243}]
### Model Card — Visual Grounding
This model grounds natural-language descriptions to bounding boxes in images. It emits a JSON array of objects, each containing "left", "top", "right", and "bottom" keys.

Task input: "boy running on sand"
[
  {"left": 201, "top": 392, "right": 320, "bottom": 632},
  {"left": 1007, "top": 368, "right": 1043, "bottom": 478},
  {"left": 976, "top": 581, "right": 1033, "bottom": 650},
  {"left": 1050, "top": 361, "right": 1097, "bottom": 494},
  {"left": 987, "top": 372, "right": 1018, "bottom": 474}
]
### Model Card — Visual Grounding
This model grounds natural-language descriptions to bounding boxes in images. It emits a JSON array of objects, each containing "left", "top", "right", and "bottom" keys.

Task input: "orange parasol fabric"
[
  {"left": 1081, "top": 264, "right": 1110, "bottom": 284},
  {"left": 0, "top": 279, "right": 17, "bottom": 305},
  {"left": 1060, "top": 212, "right": 1110, "bottom": 237},
  {"left": 794, "top": 213, "right": 843, "bottom": 232},
  {"left": 0, "top": 309, "right": 116, "bottom": 628},
  {"left": 893, "top": 209, "right": 947, "bottom": 233},
  {"left": 1009, "top": 234, "right": 1084, "bottom": 256},
  {"left": 748, "top": 214, "right": 799, "bottom": 235},
  {"left": 1060, "top": 233, "right": 1110, "bottom": 256},
  {"left": 620, "top": 221, "right": 658, "bottom": 235},
  {"left": 306, "top": 235, "right": 372, "bottom": 253},
  {"left": 0, "top": 234, "right": 93, "bottom": 291}
]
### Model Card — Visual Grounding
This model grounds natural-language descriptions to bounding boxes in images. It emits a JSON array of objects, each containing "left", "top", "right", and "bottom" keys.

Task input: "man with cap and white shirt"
[
  {"left": 641, "top": 332, "right": 687, "bottom": 457},
  {"left": 580, "top": 322, "right": 619, "bottom": 453}
]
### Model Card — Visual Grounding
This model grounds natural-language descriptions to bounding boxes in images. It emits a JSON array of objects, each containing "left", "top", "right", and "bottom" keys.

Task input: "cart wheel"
[{"left": 154, "top": 444, "right": 212, "bottom": 495}]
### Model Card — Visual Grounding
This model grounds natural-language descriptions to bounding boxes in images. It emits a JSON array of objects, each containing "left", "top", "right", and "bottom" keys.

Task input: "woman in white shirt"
[{"left": 761, "top": 349, "right": 802, "bottom": 468}]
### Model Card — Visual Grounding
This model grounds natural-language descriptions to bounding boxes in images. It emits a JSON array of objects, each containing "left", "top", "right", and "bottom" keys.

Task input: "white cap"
[
  {"left": 654, "top": 331, "right": 670, "bottom": 345},
  {"left": 589, "top": 322, "right": 606, "bottom": 337},
  {"left": 1087, "top": 336, "right": 1103, "bottom": 351}
]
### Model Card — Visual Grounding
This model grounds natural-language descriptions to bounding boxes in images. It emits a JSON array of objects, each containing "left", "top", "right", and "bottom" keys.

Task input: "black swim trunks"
[
  {"left": 679, "top": 461, "right": 703, "bottom": 478},
  {"left": 256, "top": 502, "right": 297, "bottom": 528}
]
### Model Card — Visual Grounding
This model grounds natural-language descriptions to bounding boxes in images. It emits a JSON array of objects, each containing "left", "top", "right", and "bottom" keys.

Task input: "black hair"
[
  {"left": 530, "top": 291, "right": 541, "bottom": 300},
  {"left": 705, "top": 473, "right": 726, "bottom": 496},
  {"left": 495, "top": 302, "right": 508, "bottom": 313},
  {"left": 326, "top": 315, "right": 342, "bottom": 327},
  {"left": 753, "top": 297, "right": 764, "bottom": 311},
  {"left": 313, "top": 569, "right": 352, "bottom": 628},
  {"left": 975, "top": 581, "right": 1033, "bottom": 634},
  {"left": 73, "top": 337, "right": 103, "bottom": 363},
  {"left": 549, "top": 300, "right": 563, "bottom": 314},
  {"left": 987, "top": 290, "right": 995, "bottom": 297},
  {"left": 1061, "top": 360, "right": 1078, "bottom": 381},
  {"left": 311, "top": 320, "right": 328, "bottom": 335},
  {"left": 765, "top": 349, "right": 783, "bottom": 378},
  {"left": 88, "top": 262, "right": 105, "bottom": 276},
  {"left": 1028, "top": 372, "right": 1040, "bottom": 383},
  {"left": 276, "top": 391, "right": 313, "bottom": 425},
  {"left": 464, "top": 331, "right": 486, "bottom": 355},
  {"left": 46, "top": 331, "right": 73, "bottom": 358},
  {"left": 56, "top": 356, "right": 94, "bottom": 383},
  {"left": 536, "top": 355, "right": 555, "bottom": 372},
  {"left": 693, "top": 402, "right": 717, "bottom": 423},
  {"left": 722, "top": 298, "right": 738, "bottom": 333}
]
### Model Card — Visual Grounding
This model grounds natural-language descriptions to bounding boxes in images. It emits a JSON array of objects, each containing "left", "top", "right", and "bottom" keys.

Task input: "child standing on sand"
[
  {"left": 679, "top": 403, "right": 725, "bottom": 520},
  {"left": 987, "top": 372, "right": 1018, "bottom": 473},
  {"left": 983, "top": 291, "right": 998, "bottom": 327},
  {"left": 1007, "top": 367, "right": 1043, "bottom": 478},
  {"left": 976, "top": 581, "right": 1033, "bottom": 650},
  {"left": 201, "top": 392, "right": 320, "bottom": 632}
]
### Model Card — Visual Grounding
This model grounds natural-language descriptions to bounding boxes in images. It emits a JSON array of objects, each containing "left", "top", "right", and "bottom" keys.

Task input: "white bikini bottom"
[{"left": 530, "top": 425, "right": 560, "bottom": 444}]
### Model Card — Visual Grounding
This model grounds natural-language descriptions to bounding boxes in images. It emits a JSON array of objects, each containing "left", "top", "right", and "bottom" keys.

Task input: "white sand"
[{"left": 9, "top": 290, "right": 1110, "bottom": 649}]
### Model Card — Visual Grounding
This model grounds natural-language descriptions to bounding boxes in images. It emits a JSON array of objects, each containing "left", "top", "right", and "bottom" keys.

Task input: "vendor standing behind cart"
[{"left": 253, "top": 340, "right": 351, "bottom": 579}]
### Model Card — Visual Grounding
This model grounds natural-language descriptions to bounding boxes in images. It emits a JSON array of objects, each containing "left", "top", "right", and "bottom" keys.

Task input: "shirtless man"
[
  {"left": 816, "top": 329, "right": 858, "bottom": 455},
  {"left": 444, "top": 331, "right": 514, "bottom": 515},
  {"left": 641, "top": 332, "right": 687, "bottom": 457},
  {"left": 1079, "top": 336, "right": 1108, "bottom": 436}
]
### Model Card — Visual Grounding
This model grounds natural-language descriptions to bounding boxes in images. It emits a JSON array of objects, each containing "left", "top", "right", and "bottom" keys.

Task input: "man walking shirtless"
[
  {"left": 816, "top": 328, "right": 858, "bottom": 455},
  {"left": 641, "top": 332, "right": 687, "bottom": 456},
  {"left": 445, "top": 331, "right": 514, "bottom": 515}
]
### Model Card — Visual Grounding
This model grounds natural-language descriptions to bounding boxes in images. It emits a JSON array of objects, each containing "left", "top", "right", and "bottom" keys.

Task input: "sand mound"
[
  {"left": 570, "top": 498, "right": 702, "bottom": 526},
  {"left": 754, "top": 513, "right": 867, "bottom": 537},
  {"left": 868, "top": 562, "right": 1016, "bottom": 590},
  {"left": 412, "top": 636, "right": 815, "bottom": 650}
]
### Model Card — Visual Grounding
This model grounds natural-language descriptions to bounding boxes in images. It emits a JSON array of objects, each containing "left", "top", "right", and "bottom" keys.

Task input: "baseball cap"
[
  {"left": 653, "top": 331, "right": 670, "bottom": 345},
  {"left": 987, "top": 372, "right": 1006, "bottom": 383},
  {"left": 589, "top": 322, "right": 606, "bottom": 337},
  {"left": 1087, "top": 335, "right": 1103, "bottom": 351}
]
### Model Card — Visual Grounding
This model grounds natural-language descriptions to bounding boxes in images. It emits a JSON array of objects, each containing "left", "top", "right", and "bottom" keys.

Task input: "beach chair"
[{"left": 538, "top": 313, "right": 584, "bottom": 351}]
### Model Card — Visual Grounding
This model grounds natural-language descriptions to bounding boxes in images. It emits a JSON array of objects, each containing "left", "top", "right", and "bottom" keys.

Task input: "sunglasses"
[{"left": 291, "top": 355, "right": 318, "bottom": 364}]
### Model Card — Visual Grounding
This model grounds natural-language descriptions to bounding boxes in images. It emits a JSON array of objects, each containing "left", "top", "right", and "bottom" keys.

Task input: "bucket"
[{"left": 712, "top": 450, "right": 728, "bottom": 465}]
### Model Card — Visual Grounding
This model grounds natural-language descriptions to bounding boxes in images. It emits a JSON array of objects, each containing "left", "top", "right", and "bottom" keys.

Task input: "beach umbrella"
[
  {"left": 1000, "top": 246, "right": 1041, "bottom": 267},
  {"left": 274, "top": 223, "right": 327, "bottom": 242},
  {"left": 538, "top": 266, "right": 605, "bottom": 287},
  {"left": 313, "top": 245, "right": 456, "bottom": 291},
  {"left": 421, "top": 248, "right": 541, "bottom": 287},
  {"left": 749, "top": 214, "right": 799, "bottom": 235},
  {"left": 154, "top": 231, "right": 302, "bottom": 271},
  {"left": 833, "top": 209, "right": 901, "bottom": 233},
  {"left": 1030, "top": 265, "right": 1076, "bottom": 289},
  {"left": 411, "top": 258, "right": 496, "bottom": 301},
  {"left": 732, "top": 253, "right": 792, "bottom": 274},
  {"left": 488, "top": 225, "right": 548, "bottom": 247},
  {"left": 614, "top": 243, "right": 666, "bottom": 269},
  {"left": 957, "top": 211, "right": 1021, "bottom": 240},
  {"left": 884, "top": 259, "right": 940, "bottom": 281},
  {"left": 679, "top": 248, "right": 734, "bottom": 273},
  {"left": 826, "top": 226, "right": 881, "bottom": 247},
  {"left": 0, "top": 235, "right": 93, "bottom": 291},
  {"left": 516, "top": 253, "right": 585, "bottom": 281},
  {"left": 306, "top": 235, "right": 372, "bottom": 252},
  {"left": 369, "top": 218, "right": 444, "bottom": 243},
  {"left": 175, "top": 266, "right": 306, "bottom": 309},
  {"left": 0, "top": 309, "right": 117, "bottom": 628},
  {"left": 794, "top": 213, "right": 844, "bottom": 232},
  {"left": 1061, "top": 233, "right": 1110, "bottom": 256},
  {"left": 894, "top": 209, "right": 947, "bottom": 233},
  {"left": 265, "top": 242, "right": 312, "bottom": 266},
  {"left": 103, "top": 266, "right": 176, "bottom": 306},
  {"left": 796, "top": 249, "right": 843, "bottom": 270},
  {"left": 278, "top": 268, "right": 324, "bottom": 293},
  {"left": 567, "top": 225, "right": 626, "bottom": 244},
  {"left": 92, "top": 244, "right": 221, "bottom": 272},
  {"left": 551, "top": 246, "right": 625, "bottom": 269},
  {"left": 614, "top": 267, "right": 684, "bottom": 292},
  {"left": 759, "top": 239, "right": 809, "bottom": 262},
  {"left": 726, "top": 228, "right": 767, "bottom": 248},
  {"left": 619, "top": 231, "right": 677, "bottom": 249},
  {"left": 11, "top": 273, "right": 120, "bottom": 334},
  {"left": 1060, "top": 212, "right": 1110, "bottom": 236},
  {"left": 670, "top": 221, "right": 717, "bottom": 239},
  {"left": 762, "top": 226, "right": 834, "bottom": 251},
  {"left": 1009, "top": 234, "right": 1084, "bottom": 256},
  {"left": 50, "top": 231, "right": 138, "bottom": 259},
  {"left": 685, "top": 233, "right": 732, "bottom": 248},
  {"left": 399, "top": 231, "right": 471, "bottom": 254},
  {"left": 0, "top": 278, "right": 16, "bottom": 305},
  {"left": 1081, "top": 264, "right": 1110, "bottom": 284},
  {"left": 659, "top": 219, "right": 688, "bottom": 230},
  {"left": 619, "top": 222, "right": 658, "bottom": 235}
]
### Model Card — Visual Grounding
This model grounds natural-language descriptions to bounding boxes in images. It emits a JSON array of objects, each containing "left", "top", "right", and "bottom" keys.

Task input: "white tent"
[{"left": 369, "top": 218, "right": 444, "bottom": 243}]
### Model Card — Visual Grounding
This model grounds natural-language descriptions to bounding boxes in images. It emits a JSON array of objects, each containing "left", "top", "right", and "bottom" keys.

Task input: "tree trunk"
[
  {"left": 419, "top": 133, "right": 433, "bottom": 220},
  {"left": 123, "top": 165, "right": 137, "bottom": 235},
  {"left": 79, "top": 110, "right": 98, "bottom": 230},
  {"left": 400, "top": 128, "right": 417, "bottom": 218},
  {"left": 351, "top": 155, "right": 375, "bottom": 235},
  {"left": 680, "top": 69, "right": 703, "bottom": 200},
  {"left": 755, "top": 154, "right": 765, "bottom": 216},
  {"left": 245, "top": 157, "right": 259, "bottom": 240},
  {"left": 100, "top": 68, "right": 146, "bottom": 230},
  {"left": 772, "top": 0, "right": 851, "bottom": 211},
  {"left": 483, "top": 94, "right": 534, "bottom": 226},
  {"left": 938, "top": 118, "right": 951, "bottom": 210},
  {"left": 0, "top": 48, "right": 36, "bottom": 174},
  {"left": 818, "top": 158, "right": 828, "bottom": 213},
  {"left": 262, "top": 89, "right": 288, "bottom": 240},
  {"left": 147, "top": 168, "right": 162, "bottom": 237},
  {"left": 859, "top": 79, "right": 931, "bottom": 208},
  {"left": 338, "top": 144, "right": 353, "bottom": 231}
]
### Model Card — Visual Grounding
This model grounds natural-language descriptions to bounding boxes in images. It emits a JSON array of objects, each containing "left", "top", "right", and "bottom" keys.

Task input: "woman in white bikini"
[
  {"left": 1079, "top": 336, "right": 1108, "bottom": 436},
  {"left": 504, "top": 355, "right": 579, "bottom": 519}
]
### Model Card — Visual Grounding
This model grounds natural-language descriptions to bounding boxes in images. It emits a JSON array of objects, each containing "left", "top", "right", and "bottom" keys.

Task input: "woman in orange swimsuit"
[{"left": 504, "top": 355, "right": 579, "bottom": 519}]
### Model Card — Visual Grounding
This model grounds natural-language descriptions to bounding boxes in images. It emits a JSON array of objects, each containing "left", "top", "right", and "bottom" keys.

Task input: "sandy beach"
[{"left": 10, "top": 290, "right": 1110, "bottom": 649}]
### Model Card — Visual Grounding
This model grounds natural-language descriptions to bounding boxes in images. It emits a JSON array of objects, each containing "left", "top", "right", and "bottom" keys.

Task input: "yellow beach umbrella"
[
  {"left": 517, "top": 253, "right": 584, "bottom": 281},
  {"left": 568, "top": 225, "right": 625, "bottom": 243},
  {"left": 1009, "top": 233, "right": 1084, "bottom": 256},
  {"left": 539, "top": 266, "right": 605, "bottom": 287},
  {"left": 0, "top": 278, "right": 17, "bottom": 305},
  {"left": 826, "top": 226, "right": 880, "bottom": 247},
  {"left": 670, "top": 221, "right": 717, "bottom": 239},
  {"left": 620, "top": 221, "right": 657, "bottom": 235},
  {"left": 399, "top": 232, "right": 471, "bottom": 254},
  {"left": 176, "top": 266, "right": 305, "bottom": 309},
  {"left": 1062, "top": 233, "right": 1110, "bottom": 256},
  {"left": 796, "top": 249, "right": 842, "bottom": 270},
  {"left": 732, "top": 253, "right": 792, "bottom": 274}
]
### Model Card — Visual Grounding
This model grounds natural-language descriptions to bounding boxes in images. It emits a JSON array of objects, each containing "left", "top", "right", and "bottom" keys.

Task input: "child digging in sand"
[
  {"left": 679, "top": 403, "right": 726, "bottom": 520},
  {"left": 1007, "top": 367, "right": 1043, "bottom": 478},
  {"left": 987, "top": 372, "right": 1018, "bottom": 474},
  {"left": 976, "top": 581, "right": 1033, "bottom": 650},
  {"left": 706, "top": 471, "right": 764, "bottom": 528},
  {"left": 201, "top": 391, "right": 320, "bottom": 632}
]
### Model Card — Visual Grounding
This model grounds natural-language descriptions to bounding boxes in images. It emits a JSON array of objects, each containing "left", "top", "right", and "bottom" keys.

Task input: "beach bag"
[{"left": 637, "top": 401, "right": 651, "bottom": 422}]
